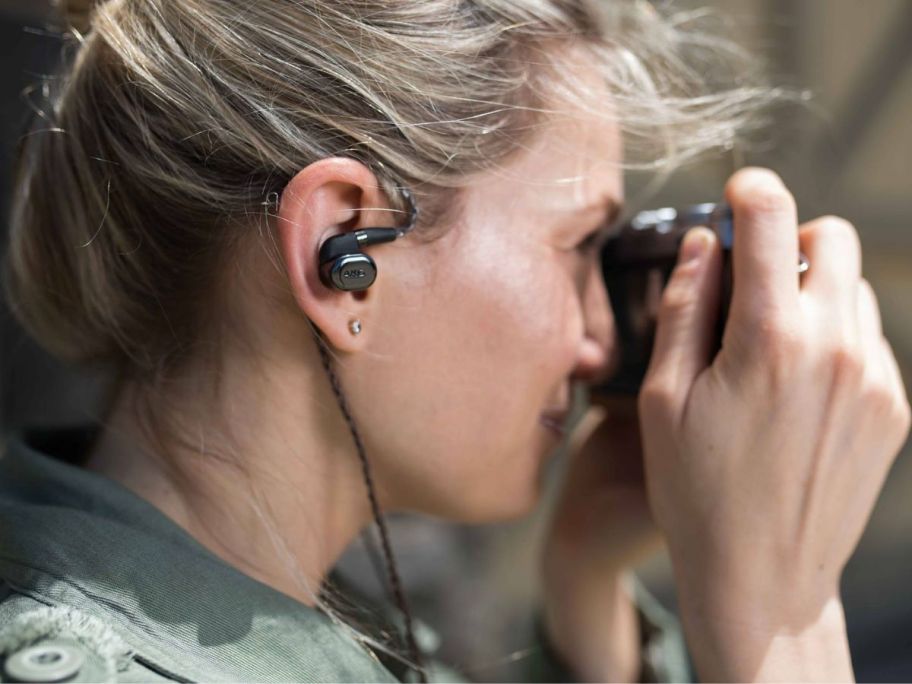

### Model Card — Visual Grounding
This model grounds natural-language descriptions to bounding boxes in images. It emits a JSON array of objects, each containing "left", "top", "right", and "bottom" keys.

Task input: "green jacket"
[{"left": 0, "top": 426, "right": 694, "bottom": 683}]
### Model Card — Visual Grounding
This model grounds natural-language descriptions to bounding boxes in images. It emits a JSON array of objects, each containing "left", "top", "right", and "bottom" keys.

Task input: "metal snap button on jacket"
[{"left": 4, "top": 639, "right": 85, "bottom": 683}]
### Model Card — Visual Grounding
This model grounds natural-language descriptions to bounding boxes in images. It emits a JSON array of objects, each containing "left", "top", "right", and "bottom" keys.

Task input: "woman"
[{"left": 1, "top": 0, "right": 908, "bottom": 682}]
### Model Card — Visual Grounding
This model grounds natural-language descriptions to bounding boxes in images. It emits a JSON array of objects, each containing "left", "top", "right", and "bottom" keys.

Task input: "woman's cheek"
[{"left": 547, "top": 271, "right": 588, "bottom": 371}]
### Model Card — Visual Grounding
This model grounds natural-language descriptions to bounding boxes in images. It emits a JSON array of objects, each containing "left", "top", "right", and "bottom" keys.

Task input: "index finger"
[{"left": 725, "top": 168, "right": 801, "bottom": 325}]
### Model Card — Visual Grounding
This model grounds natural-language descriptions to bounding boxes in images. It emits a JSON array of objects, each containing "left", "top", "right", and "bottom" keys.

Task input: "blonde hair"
[{"left": 5, "top": 0, "right": 772, "bottom": 376}]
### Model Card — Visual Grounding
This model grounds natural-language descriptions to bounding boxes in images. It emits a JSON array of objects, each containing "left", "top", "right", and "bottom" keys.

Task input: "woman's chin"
[
  {"left": 394, "top": 438, "right": 558, "bottom": 523},
  {"left": 444, "top": 473, "right": 547, "bottom": 524},
  {"left": 454, "top": 445, "right": 560, "bottom": 523}
]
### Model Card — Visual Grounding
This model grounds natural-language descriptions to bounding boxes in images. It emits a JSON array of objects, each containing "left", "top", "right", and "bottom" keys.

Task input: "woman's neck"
[{"left": 84, "top": 349, "right": 374, "bottom": 607}]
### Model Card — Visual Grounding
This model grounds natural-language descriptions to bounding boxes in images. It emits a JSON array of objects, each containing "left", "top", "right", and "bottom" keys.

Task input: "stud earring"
[{"left": 348, "top": 319, "right": 362, "bottom": 336}]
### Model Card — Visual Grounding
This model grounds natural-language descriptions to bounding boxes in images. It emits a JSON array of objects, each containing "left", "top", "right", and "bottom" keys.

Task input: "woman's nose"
[{"left": 572, "top": 261, "right": 615, "bottom": 382}]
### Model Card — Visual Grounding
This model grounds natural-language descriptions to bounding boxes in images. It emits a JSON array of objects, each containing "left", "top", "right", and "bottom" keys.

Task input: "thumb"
[{"left": 642, "top": 227, "right": 723, "bottom": 412}]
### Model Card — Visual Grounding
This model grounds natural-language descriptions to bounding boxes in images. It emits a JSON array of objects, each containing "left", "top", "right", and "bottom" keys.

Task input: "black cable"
[{"left": 315, "top": 333, "right": 428, "bottom": 683}]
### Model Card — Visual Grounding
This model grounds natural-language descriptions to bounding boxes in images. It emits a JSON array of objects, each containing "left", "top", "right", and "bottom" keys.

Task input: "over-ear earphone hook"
[{"left": 397, "top": 187, "right": 419, "bottom": 237}]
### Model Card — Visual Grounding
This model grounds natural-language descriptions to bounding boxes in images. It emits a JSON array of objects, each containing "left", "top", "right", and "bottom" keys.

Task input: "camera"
[{"left": 595, "top": 202, "right": 809, "bottom": 395}]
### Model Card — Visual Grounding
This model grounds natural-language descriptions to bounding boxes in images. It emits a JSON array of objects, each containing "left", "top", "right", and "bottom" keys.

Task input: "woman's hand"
[
  {"left": 544, "top": 396, "right": 662, "bottom": 573},
  {"left": 639, "top": 167, "right": 911, "bottom": 681},
  {"left": 540, "top": 397, "right": 665, "bottom": 682}
]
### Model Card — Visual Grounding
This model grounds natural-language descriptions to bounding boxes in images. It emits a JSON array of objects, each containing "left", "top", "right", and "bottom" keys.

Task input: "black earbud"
[
  {"left": 318, "top": 228, "right": 397, "bottom": 291},
  {"left": 318, "top": 188, "right": 418, "bottom": 292}
]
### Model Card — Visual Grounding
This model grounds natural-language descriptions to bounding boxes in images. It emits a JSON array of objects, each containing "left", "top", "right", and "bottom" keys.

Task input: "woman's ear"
[{"left": 276, "top": 158, "right": 391, "bottom": 353}]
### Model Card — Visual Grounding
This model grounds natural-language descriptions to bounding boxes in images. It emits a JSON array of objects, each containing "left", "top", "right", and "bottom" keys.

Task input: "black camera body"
[{"left": 596, "top": 203, "right": 735, "bottom": 395}]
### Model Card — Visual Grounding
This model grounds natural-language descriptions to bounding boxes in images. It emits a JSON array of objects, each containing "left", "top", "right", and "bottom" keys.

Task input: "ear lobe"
[{"left": 275, "top": 158, "right": 389, "bottom": 353}]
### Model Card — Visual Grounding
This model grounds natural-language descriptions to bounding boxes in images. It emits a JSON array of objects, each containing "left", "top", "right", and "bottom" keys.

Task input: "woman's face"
[{"left": 344, "top": 108, "right": 623, "bottom": 522}]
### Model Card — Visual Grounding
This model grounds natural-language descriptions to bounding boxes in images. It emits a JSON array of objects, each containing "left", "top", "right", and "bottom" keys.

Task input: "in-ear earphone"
[{"left": 318, "top": 187, "right": 419, "bottom": 292}]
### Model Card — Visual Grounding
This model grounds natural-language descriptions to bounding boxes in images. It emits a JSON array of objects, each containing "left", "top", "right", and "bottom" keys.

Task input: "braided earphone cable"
[{"left": 315, "top": 335, "right": 428, "bottom": 683}]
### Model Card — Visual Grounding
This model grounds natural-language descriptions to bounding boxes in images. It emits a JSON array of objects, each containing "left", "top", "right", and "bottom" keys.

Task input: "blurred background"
[{"left": 0, "top": 0, "right": 910, "bottom": 681}]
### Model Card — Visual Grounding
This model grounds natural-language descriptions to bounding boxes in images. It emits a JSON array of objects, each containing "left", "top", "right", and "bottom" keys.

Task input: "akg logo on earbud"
[{"left": 342, "top": 269, "right": 367, "bottom": 280}]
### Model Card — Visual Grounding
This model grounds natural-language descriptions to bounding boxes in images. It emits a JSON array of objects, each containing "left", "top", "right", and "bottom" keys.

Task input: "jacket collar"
[{"left": 0, "top": 425, "right": 398, "bottom": 682}]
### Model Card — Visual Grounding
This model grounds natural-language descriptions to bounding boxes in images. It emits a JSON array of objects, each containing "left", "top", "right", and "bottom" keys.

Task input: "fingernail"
[{"left": 678, "top": 227, "right": 713, "bottom": 264}]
